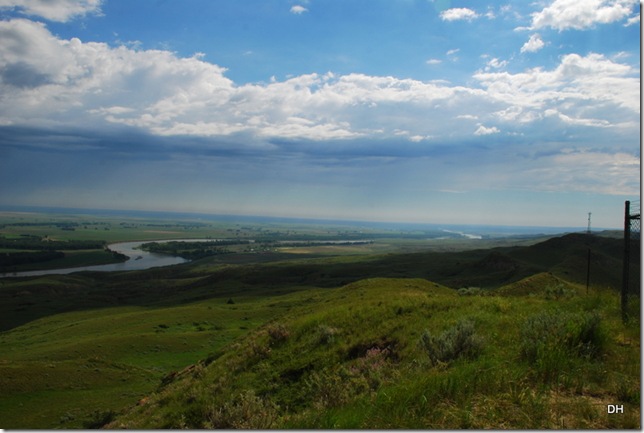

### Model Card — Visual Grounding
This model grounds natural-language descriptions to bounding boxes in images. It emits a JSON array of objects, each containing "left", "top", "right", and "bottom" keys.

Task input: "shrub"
[
  {"left": 519, "top": 310, "right": 605, "bottom": 362},
  {"left": 420, "top": 319, "right": 484, "bottom": 366},
  {"left": 267, "top": 323, "right": 290, "bottom": 345},
  {"left": 519, "top": 310, "right": 605, "bottom": 382},
  {"left": 304, "top": 366, "right": 369, "bottom": 409},
  {"left": 458, "top": 287, "right": 482, "bottom": 296},
  {"left": 206, "top": 390, "right": 279, "bottom": 429},
  {"left": 544, "top": 283, "right": 575, "bottom": 300},
  {"left": 316, "top": 324, "right": 339, "bottom": 345}
]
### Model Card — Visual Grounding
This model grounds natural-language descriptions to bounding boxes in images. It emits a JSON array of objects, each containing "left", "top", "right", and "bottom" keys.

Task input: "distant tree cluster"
[
  {"left": 0, "top": 237, "right": 105, "bottom": 251},
  {"left": 0, "top": 251, "right": 65, "bottom": 267},
  {"left": 140, "top": 240, "right": 248, "bottom": 260}
]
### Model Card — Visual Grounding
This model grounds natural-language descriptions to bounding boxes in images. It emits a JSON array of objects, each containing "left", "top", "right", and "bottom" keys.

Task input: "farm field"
[{"left": 0, "top": 209, "right": 639, "bottom": 429}]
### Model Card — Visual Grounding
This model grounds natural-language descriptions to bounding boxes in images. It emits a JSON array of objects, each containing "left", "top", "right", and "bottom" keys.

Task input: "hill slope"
[{"left": 107, "top": 277, "right": 639, "bottom": 429}]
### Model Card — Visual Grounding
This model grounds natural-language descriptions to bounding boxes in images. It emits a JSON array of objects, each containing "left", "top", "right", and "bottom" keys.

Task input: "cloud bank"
[
  {"left": 0, "top": 18, "right": 638, "bottom": 147},
  {"left": 529, "top": 0, "right": 637, "bottom": 30},
  {"left": 0, "top": 0, "right": 102, "bottom": 22}
]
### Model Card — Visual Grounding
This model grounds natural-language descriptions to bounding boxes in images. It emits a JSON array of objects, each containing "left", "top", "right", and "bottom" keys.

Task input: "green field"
[{"left": 0, "top": 211, "right": 639, "bottom": 429}]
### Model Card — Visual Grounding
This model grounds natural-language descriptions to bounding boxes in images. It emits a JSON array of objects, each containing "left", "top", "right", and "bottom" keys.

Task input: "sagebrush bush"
[
  {"left": 458, "top": 287, "right": 482, "bottom": 296},
  {"left": 316, "top": 324, "right": 339, "bottom": 345},
  {"left": 519, "top": 310, "right": 605, "bottom": 363},
  {"left": 420, "top": 319, "right": 484, "bottom": 366},
  {"left": 267, "top": 323, "right": 290, "bottom": 345},
  {"left": 544, "top": 283, "right": 575, "bottom": 300},
  {"left": 206, "top": 390, "right": 278, "bottom": 429}
]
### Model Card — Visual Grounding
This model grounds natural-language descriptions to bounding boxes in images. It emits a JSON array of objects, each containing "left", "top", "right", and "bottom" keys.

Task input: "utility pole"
[
  {"left": 586, "top": 212, "right": 592, "bottom": 294},
  {"left": 621, "top": 201, "right": 630, "bottom": 322}
]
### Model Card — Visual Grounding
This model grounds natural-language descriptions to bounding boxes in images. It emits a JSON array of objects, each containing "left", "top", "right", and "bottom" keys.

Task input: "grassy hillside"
[
  {"left": 0, "top": 233, "right": 639, "bottom": 429},
  {"left": 106, "top": 277, "right": 639, "bottom": 429}
]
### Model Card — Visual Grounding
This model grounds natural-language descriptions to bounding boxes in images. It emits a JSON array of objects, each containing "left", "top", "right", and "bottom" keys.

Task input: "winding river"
[{"left": 0, "top": 240, "right": 196, "bottom": 278}]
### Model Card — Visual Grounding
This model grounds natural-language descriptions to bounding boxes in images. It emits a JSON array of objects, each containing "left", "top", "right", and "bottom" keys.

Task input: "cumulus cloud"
[
  {"left": 473, "top": 52, "right": 639, "bottom": 125},
  {"left": 624, "top": 14, "right": 639, "bottom": 26},
  {"left": 290, "top": 5, "right": 308, "bottom": 14},
  {"left": 474, "top": 125, "right": 500, "bottom": 135},
  {"left": 440, "top": 8, "right": 479, "bottom": 22},
  {"left": 483, "top": 57, "right": 508, "bottom": 71},
  {"left": 529, "top": 0, "right": 637, "bottom": 30},
  {"left": 520, "top": 34, "right": 545, "bottom": 53},
  {"left": 0, "top": 0, "right": 102, "bottom": 22},
  {"left": 0, "top": 18, "right": 638, "bottom": 155}
]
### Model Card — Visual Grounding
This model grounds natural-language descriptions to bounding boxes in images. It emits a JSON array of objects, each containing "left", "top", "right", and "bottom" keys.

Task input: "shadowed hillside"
[{"left": 0, "top": 233, "right": 629, "bottom": 332}]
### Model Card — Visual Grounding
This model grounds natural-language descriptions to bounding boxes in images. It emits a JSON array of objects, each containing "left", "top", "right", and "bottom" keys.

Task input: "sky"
[{"left": 0, "top": 0, "right": 640, "bottom": 229}]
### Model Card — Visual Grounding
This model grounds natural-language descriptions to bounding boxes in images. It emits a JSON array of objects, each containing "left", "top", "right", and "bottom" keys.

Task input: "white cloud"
[
  {"left": 290, "top": 5, "right": 308, "bottom": 14},
  {"left": 474, "top": 125, "right": 500, "bottom": 135},
  {"left": 440, "top": 8, "right": 479, "bottom": 22},
  {"left": 473, "top": 53, "right": 639, "bottom": 124},
  {"left": 426, "top": 58, "right": 442, "bottom": 65},
  {"left": 0, "top": 18, "right": 638, "bottom": 150},
  {"left": 0, "top": 0, "right": 102, "bottom": 22},
  {"left": 624, "top": 14, "right": 639, "bottom": 26},
  {"left": 484, "top": 57, "right": 508, "bottom": 71},
  {"left": 483, "top": 8, "right": 496, "bottom": 19},
  {"left": 530, "top": 0, "right": 637, "bottom": 30},
  {"left": 520, "top": 34, "right": 545, "bottom": 53}
]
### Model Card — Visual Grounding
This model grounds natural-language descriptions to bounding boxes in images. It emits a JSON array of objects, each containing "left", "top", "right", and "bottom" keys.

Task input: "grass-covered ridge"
[{"left": 105, "top": 277, "right": 639, "bottom": 429}]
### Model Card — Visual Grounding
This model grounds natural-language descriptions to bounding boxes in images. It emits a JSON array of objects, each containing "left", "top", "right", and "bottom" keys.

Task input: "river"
[{"left": 0, "top": 239, "right": 200, "bottom": 278}]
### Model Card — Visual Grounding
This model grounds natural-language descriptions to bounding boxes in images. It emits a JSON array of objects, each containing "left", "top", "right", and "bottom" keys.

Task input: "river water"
[{"left": 0, "top": 240, "right": 198, "bottom": 278}]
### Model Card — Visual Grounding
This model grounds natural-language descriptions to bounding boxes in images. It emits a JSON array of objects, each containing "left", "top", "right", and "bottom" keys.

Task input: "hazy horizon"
[
  {"left": 0, "top": 0, "right": 640, "bottom": 229},
  {"left": 0, "top": 204, "right": 622, "bottom": 233}
]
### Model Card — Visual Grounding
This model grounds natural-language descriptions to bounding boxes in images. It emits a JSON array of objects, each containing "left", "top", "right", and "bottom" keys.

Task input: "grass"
[
  {"left": 103, "top": 278, "right": 638, "bottom": 429},
  {"left": 0, "top": 292, "right": 299, "bottom": 428}
]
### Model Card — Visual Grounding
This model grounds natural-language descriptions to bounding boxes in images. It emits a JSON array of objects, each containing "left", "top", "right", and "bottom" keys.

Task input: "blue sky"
[{"left": 0, "top": 0, "right": 640, "bottom": 228}]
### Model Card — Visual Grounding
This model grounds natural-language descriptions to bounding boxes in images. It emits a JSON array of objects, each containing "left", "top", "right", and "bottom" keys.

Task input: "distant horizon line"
[{"left": 0, "top": 204, "right": 621, "bottom": 233}]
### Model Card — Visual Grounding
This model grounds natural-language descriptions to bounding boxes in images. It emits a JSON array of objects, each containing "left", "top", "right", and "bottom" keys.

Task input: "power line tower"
[{"left": 587, "top": 212, "right": 591, "bottom": 235}]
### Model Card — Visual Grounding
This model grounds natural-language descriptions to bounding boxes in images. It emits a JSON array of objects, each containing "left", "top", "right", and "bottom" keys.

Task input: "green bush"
[
  {"left": 316, "top": 324, "right": 339, "bottom": 345},
  {"left": 458, "top": 287, "right": 482, "bottom": 296},
  {"left": 304, "top": 367, "right": 364, "bottom": 409},
  {"left": 206, "top": 390, "right": 279, "bottom": 429},
  {"left": 519, "top": 310, "right": 605, "bottom": 362},
  {"left": 544, "top": 283, "right": 575, "bottom": 299},
  {"left": 267, "top": 323, "right": 290, "bottom": 346},
  {"left": 519, "top": 310, "right": 606, "bottom": 382},
  {"left": 419, "top": 319, "right": 484, "bottom": 366}
]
